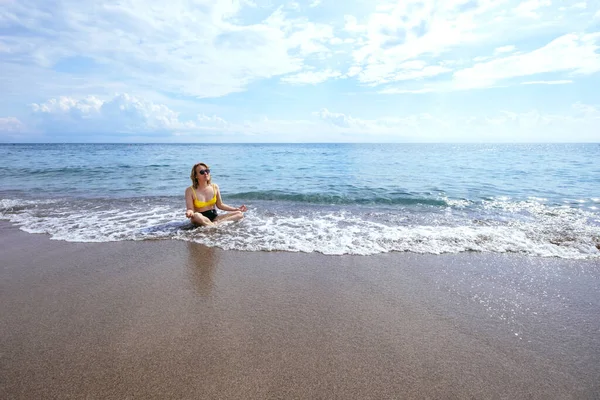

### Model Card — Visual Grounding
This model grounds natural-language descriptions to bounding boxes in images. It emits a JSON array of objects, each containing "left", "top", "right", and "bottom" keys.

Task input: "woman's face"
[{"left": 195, "top": 165, "right": 211, "bottom": 182}]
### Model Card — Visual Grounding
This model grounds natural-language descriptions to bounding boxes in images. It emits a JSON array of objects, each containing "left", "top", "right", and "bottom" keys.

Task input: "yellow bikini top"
[{"left": 191, "top": 184, "right": 217, "bottom": 208}]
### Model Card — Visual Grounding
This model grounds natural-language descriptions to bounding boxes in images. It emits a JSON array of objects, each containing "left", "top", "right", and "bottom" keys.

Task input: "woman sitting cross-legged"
[{"left": 185, "top": 162, "right": 247, "bottom": 227}]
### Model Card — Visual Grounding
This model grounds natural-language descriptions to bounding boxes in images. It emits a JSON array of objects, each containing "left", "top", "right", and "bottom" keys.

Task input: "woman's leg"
[
  {"left": 191, "top": 212, "right": 216, "bottom": 227},
  {"left": 213, "top": 211, "right": 244, "bottom": 224}
]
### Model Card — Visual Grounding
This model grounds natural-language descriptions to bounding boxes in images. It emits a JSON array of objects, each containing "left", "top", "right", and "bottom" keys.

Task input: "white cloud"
[
  {"left": 174, "top": 116, "right": 326, "bottom": 141},
  {"left": 30, "top": 94, "right": 196, "bottom": 134},
  {"left": 572, "top": 101, "right": 600, "bottom": 117},
  {"left": 476, "top": 105, "right": 600, "bottom": 142},
  {"left": 314, "top": 108, "right": 366, "bottom": 128},
  {"left": 359, "top": 60, "right": 453, "bottom": 85},
  {"left": 2, "top": 0, "right": 597, "bottom": 101},
  {"left": 281, "top": 69, "right": 342, "bottom": 84},
  {"left": 377, "top": 30, "right": 600, "bottom": 94},
  {"left": 197, "top": 114, "right": 228, "bottom": 126},
  {"left": 521, "top": 80, "right": 573, "bottom": 85},
  {"left": 346, "top": 65, "right": 362, "bottom": 77},
  {"left": 357, "top": 61, "right": 451, "bottom": 86},
  {"left": 285, "top": 20, "right": 335, "bottom": 56},
  {"left": 514, "top": 0, "right": 552, "bottom": 19},
  {"left": 394, "top": 63, "right": 451, "bottom": 81},
  {"left": 0, "top": 116, "right": 40, "bottom": 142},
  {"left": 0, "top": 117, "right": 26, "bottom": 132},
  {"left": 343, "top": 15, "right": 366, "bottom": 33},
  {"left": 0, "top": 0, "right": 338, "bottom": 98},
  {"left": 1, "top": 0, "right": 600, "bottom": 144},
  {"left": 378, "top": 87, "right": 435, "bottom": 94},
  {"left": 340, "top": 0, "right": 599, "bottom": 91},
  {"left": 494, "top": 45, "right": 516, "bottom": 54},
  {"left": 32, "top": 96, "right": 103, "bottom": 115},
  {"left": 453, "top": 33, "right": 600, "bottom": 89},
  {"left": 312, "top": 108, "right": 446, "bottom": 140},
  {"left": 309, "top": 103, "right": 600, "bottom": 142},
  {"left": 8, "top": 92, "right": 600, "bottom": 143},
  {"left": 344, "top": 0, "right": 511, "bottom": 86}
]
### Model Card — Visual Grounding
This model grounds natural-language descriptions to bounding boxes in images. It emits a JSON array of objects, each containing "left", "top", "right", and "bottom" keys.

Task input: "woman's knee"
[
  {"left": 192, "top": 213, "right": 211, "bottom": 225},
  {"left": 225, "top": 211, "right": 243, "bottom": 221}
]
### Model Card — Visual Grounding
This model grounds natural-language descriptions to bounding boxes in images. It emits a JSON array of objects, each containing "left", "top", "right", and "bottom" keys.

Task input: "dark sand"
[{"left": 1, "top": 222, "right": 599, "bottom": 399}]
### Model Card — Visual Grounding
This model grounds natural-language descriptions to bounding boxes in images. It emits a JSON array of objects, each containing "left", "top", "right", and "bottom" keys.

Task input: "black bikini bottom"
[{"left": 200, "top": 209, "right": 218, "bottom": 222}]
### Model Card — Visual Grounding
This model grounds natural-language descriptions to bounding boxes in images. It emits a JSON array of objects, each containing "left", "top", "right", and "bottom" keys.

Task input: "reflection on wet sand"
[{"left": 185, "top": 242, "right": 219, "bottom": 297}]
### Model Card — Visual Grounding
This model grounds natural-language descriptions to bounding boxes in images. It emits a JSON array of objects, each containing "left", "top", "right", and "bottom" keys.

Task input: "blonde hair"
[{"left": 190, "top": 162, "right": 211, "bottom": 188}]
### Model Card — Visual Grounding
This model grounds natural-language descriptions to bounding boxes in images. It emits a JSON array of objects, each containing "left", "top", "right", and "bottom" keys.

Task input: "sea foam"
[{"left": 2, "top": 196, "right": 599, "bottom": 259}]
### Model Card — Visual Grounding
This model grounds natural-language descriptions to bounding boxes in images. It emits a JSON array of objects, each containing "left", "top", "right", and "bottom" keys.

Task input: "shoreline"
[{"left": 1, "top": 222, "right": 599, "bottom": 399}]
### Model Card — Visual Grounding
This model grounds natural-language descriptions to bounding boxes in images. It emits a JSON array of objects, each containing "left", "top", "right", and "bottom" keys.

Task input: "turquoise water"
[{"left": 1, "top": 143, "right": 599, "bottom": 258}]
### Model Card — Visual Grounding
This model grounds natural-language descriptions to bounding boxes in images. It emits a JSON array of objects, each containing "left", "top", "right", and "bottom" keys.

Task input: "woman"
[{"left": 185, "top": 162, "right": 247, "bottom": 226}]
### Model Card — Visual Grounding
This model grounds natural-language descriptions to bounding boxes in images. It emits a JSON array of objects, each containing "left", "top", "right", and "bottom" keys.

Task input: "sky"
[{"left": 0, "top": 0, "right": 599, "bottom": 143}]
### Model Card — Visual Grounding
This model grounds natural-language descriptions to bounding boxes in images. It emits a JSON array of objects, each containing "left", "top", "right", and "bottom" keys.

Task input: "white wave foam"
[
  {"left": 1, "top": 197, "right": 182, "bottom": 242},
  {"left": 2, "top": 197, "right": 599, "bottom": 259},
  {"left": 1, "top": 198, "right": 49, "bottom": 211},
  {"left": 176, "top": 209, "right": 600, "bottom": 259},
  {"left": 445, "top": 198, "right": 471, "bottom": 208}
]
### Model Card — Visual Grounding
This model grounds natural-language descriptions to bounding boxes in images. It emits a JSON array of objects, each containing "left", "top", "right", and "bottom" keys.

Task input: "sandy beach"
[{"left": 1, "top": 221, "right": 599, "bottom": 399}]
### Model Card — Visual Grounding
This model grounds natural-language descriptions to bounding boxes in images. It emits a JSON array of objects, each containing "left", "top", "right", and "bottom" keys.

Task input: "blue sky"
[{"left": 0, "top": 0, "right": 599, "bottom": 142}]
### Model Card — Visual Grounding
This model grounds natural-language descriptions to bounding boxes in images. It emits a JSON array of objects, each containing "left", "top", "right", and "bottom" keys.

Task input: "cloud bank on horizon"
[{"left": 0, "top": 0, "right": 599, "bottom": 142}]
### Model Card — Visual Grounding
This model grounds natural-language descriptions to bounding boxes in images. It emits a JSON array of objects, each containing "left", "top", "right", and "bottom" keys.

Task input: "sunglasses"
[{"left": 198, "top": 169, "right": 211, "bottom": 175}]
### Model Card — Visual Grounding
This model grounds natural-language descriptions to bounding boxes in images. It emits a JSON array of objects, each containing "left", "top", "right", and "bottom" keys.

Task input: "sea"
[{"left": 1, "top": 143, "right": 599, "bottom": 259}]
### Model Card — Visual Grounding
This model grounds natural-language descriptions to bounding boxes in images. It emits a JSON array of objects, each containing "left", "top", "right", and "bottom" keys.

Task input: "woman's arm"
[
  {"left": 185, "top": 187, "right": 195, "bottom": 218},
  {"left": 214, "top": 184, "right": 247, "bottom": 212}
]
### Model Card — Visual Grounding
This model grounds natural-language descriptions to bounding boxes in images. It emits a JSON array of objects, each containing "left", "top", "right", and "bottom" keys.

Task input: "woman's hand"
[
  {"left": 185, "top": 209, "right": 194, "bottom": 218},
  {"left": 238, "top": 205, "right": 248, "bottom": 212}
]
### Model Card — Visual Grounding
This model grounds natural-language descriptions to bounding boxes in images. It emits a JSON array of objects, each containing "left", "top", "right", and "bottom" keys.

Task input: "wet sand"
[{"left": 1, "top": 222, "right": 599, "bottom": 399}]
